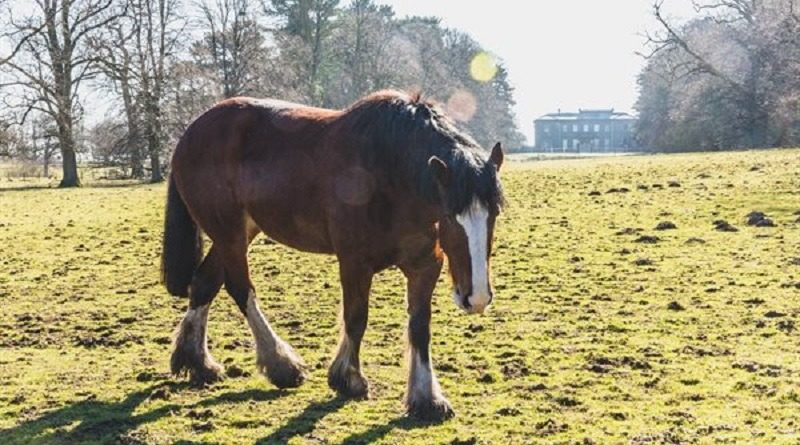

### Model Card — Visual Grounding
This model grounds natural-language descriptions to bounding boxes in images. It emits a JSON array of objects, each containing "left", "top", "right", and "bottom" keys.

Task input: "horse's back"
[{"left": 171, "top": 96, "right": 338, "bottom": 252}]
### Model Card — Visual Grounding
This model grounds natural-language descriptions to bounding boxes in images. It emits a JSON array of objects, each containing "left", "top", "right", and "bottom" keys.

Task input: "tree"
[
  {"left": 93, "top": 11, "right": 146, "bottom": 177},
  {"left": 0, "top": 119, "right": 22, "bottom": 159},
  {"left": 638, "top": 0, "right": 800, "bottom": 151},
  {"left": 196, "top": 0, "right": 267, "bottom": 98},
  {"left": 133, "top": 0, "right": 182, "bottom": 182},
  {"left": 325, "top": 0, "right": 399, "bottom": 107},
  {"left": 0, "top": 0, "right": 124, "bottom": 187},
  {"left": 93, "top": 0, "right": 183, "bottom": 182},
  {"left": 264, "top": 0, "right": 340, "bottom": 104},
  {"left": 86, "top": 117, "right": 128, "bottom": 167}
]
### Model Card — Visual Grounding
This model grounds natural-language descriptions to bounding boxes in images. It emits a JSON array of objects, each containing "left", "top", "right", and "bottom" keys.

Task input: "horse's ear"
[
  {"left": 428, "top": 156, "right": 449, "bottom": 187},
  {"left": 490, "top": 142, "right": 504, "bottom": 170}
]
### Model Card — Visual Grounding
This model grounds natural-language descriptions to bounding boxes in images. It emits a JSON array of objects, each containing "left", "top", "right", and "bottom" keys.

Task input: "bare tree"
[
  {"left": 93, "top": 16, "right": 146, "bottom": 177},
  {"left": 643, "top": 0, "right": 800, "bottom": 149},
  {"left": 0, "top": 119, "right": 22, "bottom": 159},
  {"left": 0, "top": 0, "right": 124, "bottom": 187},
  {"left": 29, "top": 116, "right": 61, "bottom": 177},
  {"left": 196, "top": 0, "right": 266, "bottom": 98},
  {"left": 134, "top": 0, "right": 183, "bottom": 182},
  {"left": 93, "top": 0, "right": 183, "bottom": 182}
]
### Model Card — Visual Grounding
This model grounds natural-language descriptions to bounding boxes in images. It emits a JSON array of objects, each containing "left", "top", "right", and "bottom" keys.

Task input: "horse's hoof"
[
  {"left": 264, "top": 360, "right": 307, "bottom": 389},
  {"left": 328, "top": 369, "right": 370, "bottom": 399},
  {"left": 170, "top": 348, "right": 224, "bottom": 385},
  {"left": 407, "top": 396, "right": 455, "bottom": 422},
  {"left": 190, "top": 363, "right": 225, "bottom": 386}
]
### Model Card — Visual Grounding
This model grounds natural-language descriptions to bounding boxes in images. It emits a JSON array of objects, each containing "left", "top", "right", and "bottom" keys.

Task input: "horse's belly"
[{"left": 248, "top": 208, "right": 334, "bottom": 254}]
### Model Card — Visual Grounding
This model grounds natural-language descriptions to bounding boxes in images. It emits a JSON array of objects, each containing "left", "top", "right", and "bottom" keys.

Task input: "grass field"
[{"left": 1, "top": 149, "right": 799, "bottom": 445}]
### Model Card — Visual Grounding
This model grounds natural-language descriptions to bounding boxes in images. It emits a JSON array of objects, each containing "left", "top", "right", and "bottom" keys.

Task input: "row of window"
[
  {"left": 541, "top": 123, "right": 630, "bottom": 133},
  {"left": 540, "top": 138, "right": 624, "bottom": 150}
]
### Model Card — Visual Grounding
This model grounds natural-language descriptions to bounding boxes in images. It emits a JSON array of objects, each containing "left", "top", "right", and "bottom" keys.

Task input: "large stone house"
[{"left": 534, "top": 109, "right": 638, "bottom": 152}]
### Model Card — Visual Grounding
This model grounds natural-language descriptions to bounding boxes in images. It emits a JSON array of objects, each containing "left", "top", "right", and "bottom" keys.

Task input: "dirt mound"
[
  {"left": 635, "top": 235, "right": 660, "bottom": 244},
  {"left": 746, "top": 211, "right": 776, "bottom": 227},
  {"left": 667, "top": 301, "right": 685, "bottom": 311},
  {"left": 655, "top": 221, "right": 677, "bottom": 230},
  {"left": 713, "top": 220, "right": 738, "bottom": 232},
  {"left": 686, "top": 237, "right": 706, "bottom": 245}
]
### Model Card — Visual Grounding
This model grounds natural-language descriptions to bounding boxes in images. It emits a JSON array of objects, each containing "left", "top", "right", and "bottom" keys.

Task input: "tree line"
[
  {"left": 0, "top": 0, "right": 525, "bottom": 187},
  {"left": 637, "top": 0, "right": 800, "bottom": 152}
]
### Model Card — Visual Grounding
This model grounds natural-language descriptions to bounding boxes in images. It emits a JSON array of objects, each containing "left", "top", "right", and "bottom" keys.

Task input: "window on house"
[
  {"left": 583, "top": 124, "right": 589, "bottom": 132},
  {"left": 573, "top": 124, "right": 578, "bottom": 132},
  {"left": 594, "top": 124, "right": 600, "bottom": 132}
]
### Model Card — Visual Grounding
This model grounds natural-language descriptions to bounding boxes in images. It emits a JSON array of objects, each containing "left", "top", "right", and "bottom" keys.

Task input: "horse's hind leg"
[
  {"left": 171, "top": 246, "right": 225, "bottom": 384},
  {"left": 221, "top": 241, "right": 307, "bottom": 388}
]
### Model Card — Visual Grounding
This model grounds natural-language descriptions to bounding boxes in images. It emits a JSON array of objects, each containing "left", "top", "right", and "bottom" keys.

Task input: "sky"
[
  {"left": 378, "top": 0, "right": 697, "bottom": 145},
  {"left": 2, "top": 0, "right": 698, "bottom": 146}
]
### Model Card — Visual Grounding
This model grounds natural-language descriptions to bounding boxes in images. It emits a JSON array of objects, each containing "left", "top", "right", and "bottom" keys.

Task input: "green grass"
[{"left": 1, "top": 149, "right": 799, "bottom": 444}]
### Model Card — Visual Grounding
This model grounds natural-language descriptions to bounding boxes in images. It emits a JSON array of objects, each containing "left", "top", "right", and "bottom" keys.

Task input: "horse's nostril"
[{"left": 462, "top": 293, "right": 472, "bottom": 309}]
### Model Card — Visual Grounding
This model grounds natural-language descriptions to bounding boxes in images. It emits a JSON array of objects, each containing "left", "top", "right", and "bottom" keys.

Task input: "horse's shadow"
[
  {"left": 256, "top": 398, "right": 443, "bottom": 445},
  {"left": 338, "top": 417, "right": 435, "bottom": 445},
  {"left": 0, "top": 382, "right": 285, "bottom": 445},
  {"left": 255, "top": 396, "right": 348, "bottom": 444},
  {"left": 1, "top": 382, "right": 441, "bottom": 445}
]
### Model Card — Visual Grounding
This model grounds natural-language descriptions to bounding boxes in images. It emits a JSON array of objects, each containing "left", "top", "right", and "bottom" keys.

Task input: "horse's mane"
[{"left": 339, "top": 90, "right": 503, "bottom": 214}]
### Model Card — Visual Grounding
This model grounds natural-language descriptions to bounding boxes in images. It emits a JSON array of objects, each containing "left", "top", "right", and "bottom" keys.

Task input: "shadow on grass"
[
  {"left": 339, "top": 415, "right": 447, "bottom": 445},
  {"left": 1, "top": 382, "right": 438, "bottom": 445},
  {"left": 255, "top": 396, "right": 348, "bottom": 445},
  {"left": 0, "top": 382, "right": 287, "bottom": 445},
  {"left": 255, "top": 398, "right": 441, "bottom": 445}
]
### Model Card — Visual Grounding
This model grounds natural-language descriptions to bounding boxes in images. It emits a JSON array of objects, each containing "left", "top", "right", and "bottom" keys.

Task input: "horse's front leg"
[
  {"left": 401, "top": 254, "right": 454, "bottom": 421},
  {"left": 328, "top": 259, "right": 374, "bottom": 399}
]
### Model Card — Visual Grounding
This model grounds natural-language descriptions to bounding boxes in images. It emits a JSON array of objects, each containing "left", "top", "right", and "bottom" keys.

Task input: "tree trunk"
[
  {"left": 131, "top": 143, "right": 145, "bottom": 178},
  {"left": 147, "top": 104, "right": 163, "bottom": 183},
  {"left": 58, "top": 121, "right": 80, "bottom": 187},
  {"left": 149, "top": 147, "right": 162, "bottom": 182},
  {"left": 59, "top": 146, "right": 80, "bottom": 187},
  {"left": 120, "top": 66, "right": 144, "bottom": 178}
]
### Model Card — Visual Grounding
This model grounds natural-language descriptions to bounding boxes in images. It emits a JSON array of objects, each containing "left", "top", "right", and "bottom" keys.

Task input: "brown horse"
[{"left": 161, "top": 90, "right": 504, "bottom": 420}]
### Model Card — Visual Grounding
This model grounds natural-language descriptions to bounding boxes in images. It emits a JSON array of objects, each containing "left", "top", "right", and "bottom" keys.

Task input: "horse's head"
[{"left": 430, "top": 142, "right": 504, "bottom": 315}]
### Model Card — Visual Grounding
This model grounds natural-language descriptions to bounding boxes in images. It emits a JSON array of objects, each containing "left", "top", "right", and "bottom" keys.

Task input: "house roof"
[{"left": 535, "top": 109, "right": 637, "bottom": 122}]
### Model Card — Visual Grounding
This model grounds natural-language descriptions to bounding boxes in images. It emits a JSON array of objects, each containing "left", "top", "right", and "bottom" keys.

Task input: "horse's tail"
[{"left": 161, "top": 175, "right": 203, "bottom": 297}]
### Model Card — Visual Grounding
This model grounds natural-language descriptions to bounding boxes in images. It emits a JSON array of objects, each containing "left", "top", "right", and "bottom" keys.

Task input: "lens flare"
[
  {"left": 446, "top": 90, "right": 477, "bottom": 122},
  {"left": 470, "top": 52, "right": 498, "bottom": 83}
]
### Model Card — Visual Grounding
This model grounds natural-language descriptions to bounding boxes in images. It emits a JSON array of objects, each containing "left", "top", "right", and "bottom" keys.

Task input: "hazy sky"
[{"left": 379, "top": 0, "right": 696, "bottom": 144}]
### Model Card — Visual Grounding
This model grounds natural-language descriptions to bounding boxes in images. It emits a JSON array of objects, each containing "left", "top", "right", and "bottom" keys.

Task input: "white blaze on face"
[{"left": 455, "top": 199, "right": 491, "bottom": 313}]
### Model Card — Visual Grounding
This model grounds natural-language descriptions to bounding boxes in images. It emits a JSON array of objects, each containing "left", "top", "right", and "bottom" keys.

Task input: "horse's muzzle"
[{"left": 453, "top": 290, "right": 493, "bottom": 315}]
